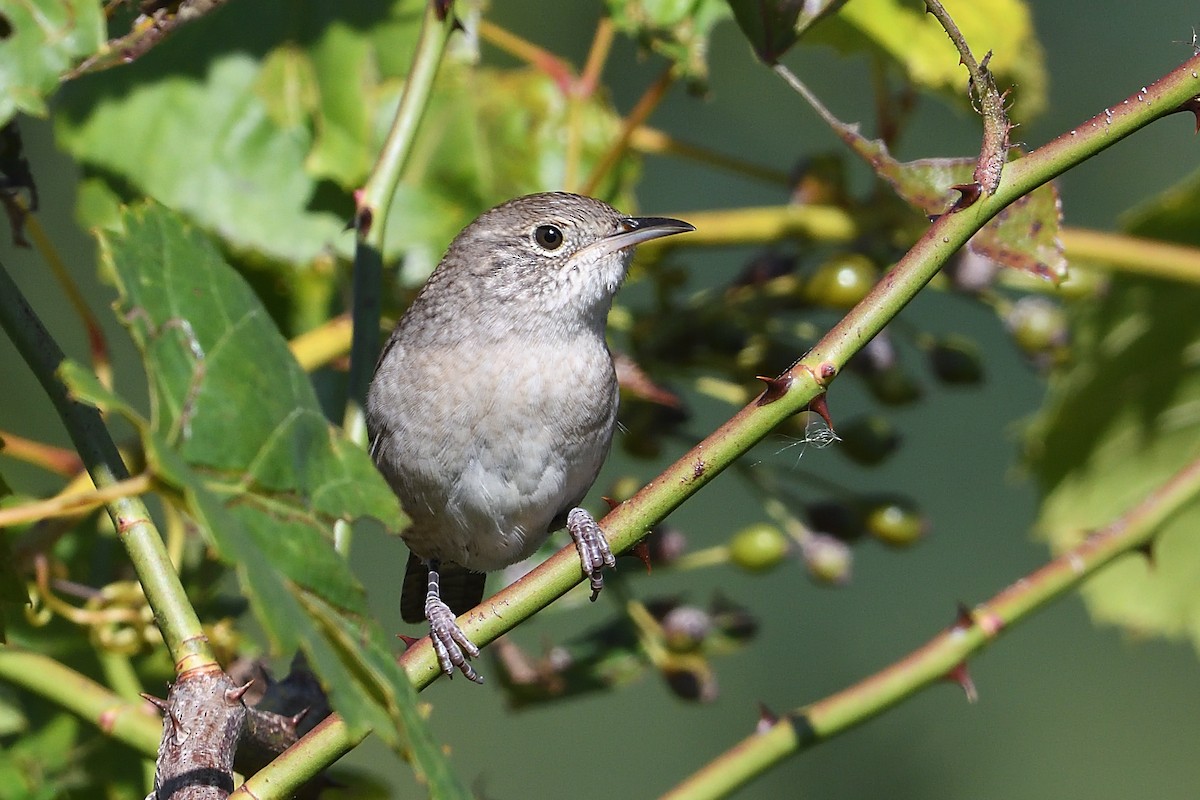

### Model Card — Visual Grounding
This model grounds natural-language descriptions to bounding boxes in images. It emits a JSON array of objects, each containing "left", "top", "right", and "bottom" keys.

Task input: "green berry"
[
  {"left": 729, "top": 523, "right": 790, "bottom": 572},
  {"left": 866, "top": 498, "right": 927, "bottom": 547},
  {"left": 804, "top": 254, "right": 878, "bottom": 309}
]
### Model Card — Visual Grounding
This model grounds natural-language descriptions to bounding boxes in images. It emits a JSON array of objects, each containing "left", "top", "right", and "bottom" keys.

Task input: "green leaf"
[
  {"left": 0, "top": 714, "right": 83, "bottom": 800},
  {"left": 1025, "top": 275, "right": 1200, "bottom": 652},
  {"left": 53, "top": 2, "right": 640, "bottom": 301},
  {"left": 95, "top": 204, "right": 401, "bottom": 531},
  {"left": 0, "top": 0, "right": 105, "bottom": 125},
  {"left": 62, "top": 202, "right": 466, "bottom": 793},
  {"left": 606, "top": 0, "right": 732, "bottom": 87},
  {"left": 54, "top": 0, "right": 425, "bottom": 266},
  {"left": 812, "top": 0, "right": 1046, "bottom": 119}
]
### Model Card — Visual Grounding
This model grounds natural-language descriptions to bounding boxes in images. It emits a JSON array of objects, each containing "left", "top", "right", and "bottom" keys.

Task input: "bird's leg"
[
  {"left": 425, "top": 560, "right": 482, "bottom": 683},
  {"left": 566, "top": 508, "right": 617, "bottom": 601}
]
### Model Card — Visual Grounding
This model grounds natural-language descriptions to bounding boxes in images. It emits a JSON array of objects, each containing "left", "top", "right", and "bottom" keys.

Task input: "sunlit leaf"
[
  {"left": 813, "top": 0, "right": 1046, "bottom": 119},
  {"left": 0, "top": 0, "right": 105, "bottom": 126},
  {"left": 53, "top": 0, "right": 424, "bottom": 266},
  {"left": 1027, "top": 173, "right": 1200, "bottom": 654},
  {"left": 53, "top": 1, "right": 639, "bottom": 312}
]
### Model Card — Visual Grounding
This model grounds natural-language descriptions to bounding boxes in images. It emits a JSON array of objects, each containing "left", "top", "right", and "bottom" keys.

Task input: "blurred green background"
[{"left": 2, "top": 1, "right": 1199, "bottom": 798}]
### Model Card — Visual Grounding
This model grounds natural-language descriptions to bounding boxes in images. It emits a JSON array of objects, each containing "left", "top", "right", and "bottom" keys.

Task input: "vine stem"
[
  {"left": 343, "top": 3, "right": 455, "bottom": 427},
  {"left": 1058, "top": 226, "right": 1200, "bottom": 282},
  {"left": 661, "top": 453, "right": 1200, "bottom": 799},
  {"left": 0, "top": 257, "right": 215, "bottom": 674},
  {"left": 0, "top": 648, "right": 162, "bottom": 755},
  {"left": 579, "top": 66, "right": 675, "bottom": 196},
  {"left": 237, "top": 50, "right": 1200, "bottom": 800},
  {"left": 20, "top": 201, "right": 112, "bottom": 388},
  {"left": 340, "top": 1, "right": 456, "bottom": 554},
  {"left": 0, "top": 472, "right": 152, "bottom": 528}
]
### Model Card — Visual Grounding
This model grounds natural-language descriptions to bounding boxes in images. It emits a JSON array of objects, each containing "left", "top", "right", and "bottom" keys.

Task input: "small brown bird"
[{"left": 366, "top": 192, "right": 694, "bottom": 681}]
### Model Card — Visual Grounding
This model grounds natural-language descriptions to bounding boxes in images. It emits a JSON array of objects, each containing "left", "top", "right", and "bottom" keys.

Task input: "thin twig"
[
  {"left": 923, "top": 0, "right": 1011, "bottom": 196},
  {"left": 342, "top": 2, "right": 458, "bottom": 553},
  {"left": 628, "top": 127, "right": 792, "bottom": 186},
  {"left": 0, "top": 473, "right": 152, "bottom": 528},
  {"left": 579, "top": 67, "right": 676, "bottom": 196}
]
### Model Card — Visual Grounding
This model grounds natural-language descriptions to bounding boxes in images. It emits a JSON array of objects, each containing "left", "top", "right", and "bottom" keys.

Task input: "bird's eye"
[{"left": 534, "top": 224, "right": 564, "bottom": 251}]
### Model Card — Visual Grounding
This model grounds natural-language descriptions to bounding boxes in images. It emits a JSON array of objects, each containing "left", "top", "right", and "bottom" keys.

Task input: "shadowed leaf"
[
  {"left": 1123, "top": 168, "right": 1200, "bottom": 245},
  {"left": 725, "top": 0, "right": 804, "bottom": 64},
  {"left": 1026, "top": 276, "right": 1200, "bottom": 654}
]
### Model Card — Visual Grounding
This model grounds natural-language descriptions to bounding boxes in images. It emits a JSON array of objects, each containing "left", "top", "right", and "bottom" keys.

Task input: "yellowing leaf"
[{"left": 824, "top": 0, "right": 1046, "bottom": 119}]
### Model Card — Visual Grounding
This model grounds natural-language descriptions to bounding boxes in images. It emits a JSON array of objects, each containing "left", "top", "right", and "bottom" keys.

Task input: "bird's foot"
[
  {"left": 566, "top": 507, "right": 617, "bottom": 601},
  {"left": 425, "top": 565, "right": 482, "bottom": 683}
]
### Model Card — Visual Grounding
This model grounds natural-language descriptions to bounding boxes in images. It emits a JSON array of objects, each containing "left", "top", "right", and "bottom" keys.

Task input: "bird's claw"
[
  {"left": 426, "top": 594, "right": 482, "bottom": 683},
  {"left": 566, "top": 507, "right": 617, "bottom": 601}
]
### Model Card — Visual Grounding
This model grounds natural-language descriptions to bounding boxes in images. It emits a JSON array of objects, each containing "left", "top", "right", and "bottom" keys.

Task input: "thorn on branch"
[
  {"left": 756, "top": 702, "right": 780, "bottom": 732},
  {"left": 288, "top": 708, "right": 311, "bottom": 730},
  {"left": 1177, "top": 96, "right": 1200, "bottom": 132},
  {"left": 755, "top": 374, "right": 793, "bottom": 406},
  {"left": 225, "top": 681, "right": 254, "bottom": 703},
  {"left": 944, "top": 661, "right": 978, "bottom": 703},
  {"left": 141, "top": 692, "right": 170, "bottom": 713},
  {"left": 953, "top": 602, "right": 1003, "bottom": 638},
  {"left": 631, "top": 539, "right": 653, "bottom": 573},
  {"left": 953, "top": 602, "right": 974, "bottom": 630},
  {"left": 806, "top": 393, "right": 835, "bottom": 431},
  {"left": 947, "top": 182, "right": 983, "bottom": 213},
  {"left": 352, "top": 197, "right": 374, "bottom": 238}
]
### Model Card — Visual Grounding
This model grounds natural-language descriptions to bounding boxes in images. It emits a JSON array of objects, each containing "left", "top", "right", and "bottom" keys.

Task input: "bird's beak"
[{"left": 581, "top": 216, "right": 695, "bottom": 260}]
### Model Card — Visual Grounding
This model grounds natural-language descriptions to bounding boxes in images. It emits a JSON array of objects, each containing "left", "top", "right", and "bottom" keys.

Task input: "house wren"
[{"left": 366, "top": 192, "right": 694, "bottom": 682}]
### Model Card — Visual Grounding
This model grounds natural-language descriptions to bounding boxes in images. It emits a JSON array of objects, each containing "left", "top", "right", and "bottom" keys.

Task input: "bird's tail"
[{"left": 400, "top": 551, "right": 487, "bottom": 623}]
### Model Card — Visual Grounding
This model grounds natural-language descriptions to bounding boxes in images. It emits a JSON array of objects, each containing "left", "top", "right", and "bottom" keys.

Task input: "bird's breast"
[{"left": 369, "top": 333, "right": 618, "bottom": 571}]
